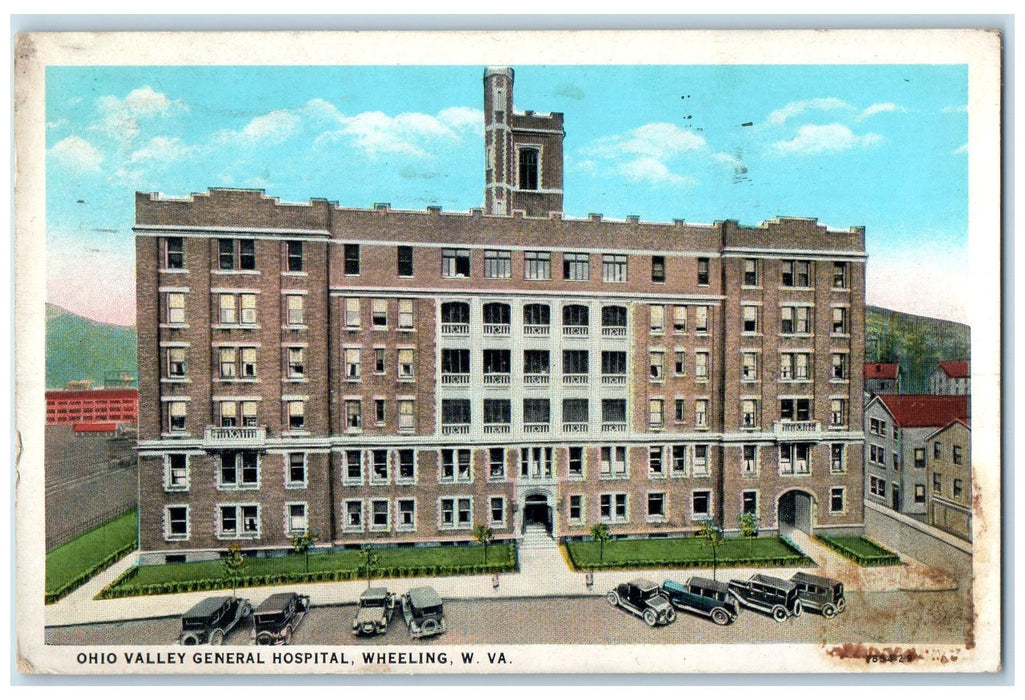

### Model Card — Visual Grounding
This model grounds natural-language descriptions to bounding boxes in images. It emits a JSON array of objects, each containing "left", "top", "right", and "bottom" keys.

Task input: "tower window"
[{"left": 519, "top": 148, "right": 539, "bottom": 190}]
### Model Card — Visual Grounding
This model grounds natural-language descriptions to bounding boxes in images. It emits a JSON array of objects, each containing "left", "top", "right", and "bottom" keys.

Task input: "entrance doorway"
[
  {"left": 777, "top": 490, "right": 814, "bottom": 535},
  {"left": 522, "top": 494, "right": 552, "bottom": 533}
]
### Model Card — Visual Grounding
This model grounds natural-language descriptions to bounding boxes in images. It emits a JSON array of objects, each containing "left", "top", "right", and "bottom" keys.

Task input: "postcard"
[{"left": 13, "top": 28, "right": 1001, "bottom": 674}]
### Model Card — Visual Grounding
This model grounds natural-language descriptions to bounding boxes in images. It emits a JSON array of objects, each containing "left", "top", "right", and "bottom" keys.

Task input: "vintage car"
[
  {"left": 351, "top": 587, "right": 396, "bottom": 636},
  {"left": 252, "top": 592, "right": 311, "bottom": 645},
  {"left": 177, "top": 595, "right": 252, "bottom": 645},
  {"left": 606, "top": 578, "right": 677, "bottom": 627},
  {"left": 790, "top": 572, "right": 846, "bottom": 618},
  {"left": 727, "top": 574, "right": 803, "bottom": 622},
  {"left": 400, "top": 586, "right": 447, "bottom": 639},
  {"left": 661, "top": 577, "right": 739, "bottom": 626}
]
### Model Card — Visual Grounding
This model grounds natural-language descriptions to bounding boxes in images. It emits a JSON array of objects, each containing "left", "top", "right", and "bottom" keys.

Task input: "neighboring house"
[
  {"left": 929, "top": 361, "right": 970, "bottom": 396},
  {"left": 133, "top": 66, "right": 868, "bottom": 565},
  {"left": 45, "top": 388, "right": 139, "bottom": 427},
  {"left": 863, "top": 394, "right": 969, "bottom": 521},
  {"left": 926, "top": 419, "right": 972, "bottom": 541},
  {"left": 864, "top": 362, "right": 900, "bottom": 396}
]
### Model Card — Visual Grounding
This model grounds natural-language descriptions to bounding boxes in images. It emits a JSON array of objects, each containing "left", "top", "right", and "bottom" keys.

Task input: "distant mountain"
[
  {"left": 46, "top": 304, "right": 137, "bottom": 389},
  {"left": 865, "top": 306, "right": 970, "bottom": 393}
]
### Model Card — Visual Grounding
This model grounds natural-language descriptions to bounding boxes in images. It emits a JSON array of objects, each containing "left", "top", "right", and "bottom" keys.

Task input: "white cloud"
[
  {"left": 47, "top": 118, "right": 68, "bottom": 130},
  {"left": 577, "top": 122, "right": 706, "bottom": 188},
  {"left": 942, "top": 104, "right": 968, "bottom": 114},
  {"left": 217, "top": 109, "right": 302, "bottom": 145},
  {"left": 710, "top": 151, "right": 744, "bottom": 168},
  {"left": 772, "top": 123, "right": 883, "bottom": 156},
  {"left": 315, "top": 107, "right": 483, "bottom": 158},
  {"left": 92, "top": 86, "right": 186, "bottom": 141},
  {"left": 128, "top": 136, "right": 196, "bottom": 164},
  {"left": 618, "top": 157, "right": 696, "bottom": 187},
  {"left": 765, "top": 98, "right": 851, "bottom": 127},
  {"left": 952, "top": 142, "right": 968, "bottom": 155},
  {"left": 48, "top": 135, "right": 103, "bottom": 173},
  {"left": 858, "top": 102, "right": 907, "bottom": 120}
]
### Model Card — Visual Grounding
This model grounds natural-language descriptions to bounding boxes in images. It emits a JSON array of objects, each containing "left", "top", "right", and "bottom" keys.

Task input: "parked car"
[
  {"left": 728, "top": 574, "right": 803, "bottom": 622},
  {"left": 790, "top": 572, "right": 846, "bottom": 618},
  {"left": 177, "top": 595, "right": 252, "bottom": 645},
  {"left": 351, "top": 587, "right": 396, "bottom": 636},
  {"left": 606, "top": 578, "right": 677, "bottom": 627},
  {"left": 253, "top": 592, "right": 311, "bottom": 645},
  {"left": 661, "top": 577, "right": 738, "bottom": 626},
  {"left": 400, "top": 586, "right": 447, "bottom": 639}
]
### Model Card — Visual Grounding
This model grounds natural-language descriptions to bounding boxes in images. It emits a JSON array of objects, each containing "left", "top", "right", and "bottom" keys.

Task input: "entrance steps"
[{"left": 520, "top": 525, "right": 558, "bottom": 550}]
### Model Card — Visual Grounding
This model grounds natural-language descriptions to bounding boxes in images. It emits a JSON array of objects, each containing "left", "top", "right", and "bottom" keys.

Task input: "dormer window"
[{"left": 519, "top": 148, "right": 539, "bottom": 190}]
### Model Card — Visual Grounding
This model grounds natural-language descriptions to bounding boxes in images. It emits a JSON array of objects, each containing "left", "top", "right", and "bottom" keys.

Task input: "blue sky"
[{"left": 45, "top": 64, "right": 968, "bottom": 325}]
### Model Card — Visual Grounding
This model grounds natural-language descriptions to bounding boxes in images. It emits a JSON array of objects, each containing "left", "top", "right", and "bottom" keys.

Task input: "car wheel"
[
  {"left": 771, "top": 606, "right": 788, "bottom": 622},
  {"left": 209, "top": 629, "right": 225, "bottom": 645},
  {"left": 822, "top": 604, "right": 837, "bottom": 619},
  {"left": 421, "top": 618, "right": 439, "bottom": 635},
  {"left": 283, "top": 626, "right": 293, "bottom": 645},
  {"left": 240, "top": 602, "right": 253, "bottom": 618},
  {"left": 711, "top": 608, "right": 730, "bottom": 626},
  {"left": 793, "top": 600, "right": 803, "bottom": 617},
  {"left": 179, "top": 632, "right": 201, "bottom": 646},
  {"left": 606, "top": 592, "right": 620, "bottom": 607},
  {"left": 665, "top": 608, "right": 677, "bottom": 624},
  {"left": 643, "top": 609, "right": 658, "bottom": 627},
  {"left": 837, "top": 598, "right": 847, "bottom": 612}
]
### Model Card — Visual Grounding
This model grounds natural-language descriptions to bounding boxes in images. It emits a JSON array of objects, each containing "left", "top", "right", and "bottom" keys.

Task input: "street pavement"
[{"left": 45, "top": 530, "right": 959, "bottom": 628}]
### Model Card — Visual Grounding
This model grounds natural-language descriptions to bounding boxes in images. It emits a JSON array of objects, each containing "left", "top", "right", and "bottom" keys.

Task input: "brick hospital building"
[{"left": 135, "top": 67, "right": 866, "bottom": 564}]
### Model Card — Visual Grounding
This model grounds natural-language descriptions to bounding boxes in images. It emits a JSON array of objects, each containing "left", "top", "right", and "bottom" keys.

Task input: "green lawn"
[
  {"left": 565, "top": 536, "right": 810, "bottom": 571},
  {"left": 817, "top": 535, "right": 900, "bottom": 566},
  {"left": 46, "top": 510, "right": 138, "bottom": 601},
  {"left": 102, "top": 542, "right": 516, "bottom": 597}
]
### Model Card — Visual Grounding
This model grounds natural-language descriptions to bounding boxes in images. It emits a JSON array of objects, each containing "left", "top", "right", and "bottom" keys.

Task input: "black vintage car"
[
  {"left": 661, "top": 577, "right": 738, "bottom": 626},
  {"left": 727, "top": 574, "right": 803, "bottom": 622},
  {"left": 253, "top": 592, "right": 311, "bottom": 645},
  {"left": 178, "top": 595, "right": 252, "bottom": 645},
  {"left": 790, "top": 572, "right": 846, "bottom": 618},
  {"left": 400, "top": 586, "right": 447, "bottom": 639},
  {"left": 607, "top": 578, "right": 677, "bottom": 627}
]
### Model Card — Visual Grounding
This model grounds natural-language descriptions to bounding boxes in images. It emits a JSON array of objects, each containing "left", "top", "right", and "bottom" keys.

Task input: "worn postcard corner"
[{"left": 13, "top": 28, "right": 1002, "bottom": 676}]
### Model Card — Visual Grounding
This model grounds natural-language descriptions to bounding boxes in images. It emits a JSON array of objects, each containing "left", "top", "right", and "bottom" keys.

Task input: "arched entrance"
[
  {"left": 777, "top": 490, "right": 815, "bottom": 535},
  {"left": 522, "top": 493, "right": 553, "bottom": 534}
]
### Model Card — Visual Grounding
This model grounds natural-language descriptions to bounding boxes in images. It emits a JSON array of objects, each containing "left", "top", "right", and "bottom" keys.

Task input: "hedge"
[
  {"left": 564, "top": 536, "right": 812, "bottom": 572},
  {"left": 46, "top": 541, "right": 137, "bottom": 604},
  {"left": 816, "top": 535, "right": 901, "bottom": 567},
  {"left": 98, "top": 560, "right": 515, "bottom": 600}
]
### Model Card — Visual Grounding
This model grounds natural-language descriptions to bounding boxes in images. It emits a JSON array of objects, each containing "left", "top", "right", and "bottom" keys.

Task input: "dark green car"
[{"left": 661, "top": 577, "right": 738, "bottom": 626}]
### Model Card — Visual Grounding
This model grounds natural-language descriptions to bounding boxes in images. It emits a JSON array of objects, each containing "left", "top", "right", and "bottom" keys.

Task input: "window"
[
  {"left": 398, "top": 299, "right": 414, "bottom": 329},
  {"left": 601, "top": 305, "right": 627, "bottom": 334},
  {"left": 649, "top": 399, "right": 664, "bottom": 429},
  {"left": 345, "top": 348, "right": 361, "bottom": 380},
  {"left": 671, "top": 445, "right": 687, "bottom": 476},
  {"left": 345, "top": 298, "right": 360, "bottom": 330},
  {"left": 397, "top": 499, "right": 416, "bottom": 530},
  {"left": 344, "top": 500, "right": 363, "bottom": 531},
  {"left": 830, "top": 487, "right": 845, "bottom": 514},
  {"left": 779, "top": 444, "right": 810, "bottom": 474},
  {"left": 602, "top": 254, "right": 628, "bottom": 283},
  {"left": 218, "top": 239, "right": 234, "bottom": 270},
  {"left": 870, "top": 476, "right": 886, "bottom": 498},
  {"left": 869, "top": 444, "right": 886, "bottom": 465},
  {"left": 397, "top": 349, "right": 415, "bottom": 380},
  {"left": 914, "top": 484, "right": 926, "bottom": 503},
  {"left": 650, "top": 351, "right": 664, "bottom": 380},
  {"left": 741, "top": 352, "right": 758, "bottom": 381},
  {"left": 397, "top": 246, "right": 414, "bottom": 277},
  {"left": 601, "top": 351, "right": 627, "bottom": 377},
  {"left": 489, "top": 497, "right": 506, "bottom": 527},
  {"left": 484, "top": 250, "right": 512, "bottom": 279},
  {"left": 279, "top": 294, "right": 302, "bottom": 327},
  {"left": 695, "top": 400, "right": 709, "bottom": 428},
  {"left": 674, "top": 398, "right": 685, "bottom": 422},
  {"left": 523, "top": 303, "right": 550, "bottom": 328},
  {"left": 953, "top": 444, "right": 964, "bottom": 465},
  {"left": 832, "top": 307, "right": 848, "bottom": 334},
  {"left": 441, "top": 349, "right": 471, "bottom": 377},
  {"left": 648, "top": 493, "right": 666, "bottom": 519},
  {"left": 345, "top": 450, "right": 363, "bottom": 483},
  {"left": 692, "top": 491, "right": 710, "bottom": 518},
  {"left": 441, "top": 399, "right": 471, "bottom": 428},
  {"left": 523, "top": 398, "right": 551, "bottom": 426},
  {"left": 933, "top": 441, "right": 942, "bottom": 459},
  {"left": 375, "top": 399, "right": 386, "bottom": 425},
  {"left": 374, "top": 348, "right": 386, "bottom": 374},
  {"left": 782, "top": 260, "right": 811, "bottom": 287},
  {"left": 674, "top": 351, "right": 686, "bottom": 376},
  {"left": 832, "top": 353, "right": 848, "bottom": 380},
  {"left": 780, "top": 306, "right": 811, "bottom": 334},
  {"left": 344, "top": 244, "right": 360, "bottom": 275},
  {"left": 286, "top": 347, "right": 305, "bottom": 379},
  {"left": 695, "top": 306, "right": 709, "bottom": 333},
  {"left": 398, "top": 399, "right": 415, "bottom": 432},
  {"left": 483, "top": 349, "right": 511, "bottom": 377},
  {"left": 166, "top": 347, "right": 187, "bottom": 378},
  {"left": 165, "top": 454, "right": 189, "bottom": 491},
  {"left": 372, "top": 449, "right": 389, "bottom": 483},
  {"left": 833, "top": 261, "right": 848, "bottom": 289},
  {"left": 651, "top": 255, "right": 666, "bottom": 283},
  {"left": 219, "top": 451, "right": 260, "bottom": 489},
  {"left": 693, "top": 445, "right": 709, "bottom": 475},
  {"left": 440, "top": 449, "right": 472, "bottom": 482},
  {"left": 523, "top": 350, "right": 550, "bottom": 377},
  {"left": 372, "top": 299, "right": 387, "bottom": 329},
  {"left": 569, "top": 495, "right": 583, "bottom": 521},
  {"left": 933, "top": 473, "right": 943, "bottom": 493},
  {"left": 743, "top": 445, "right": 758, "bottom": 475},
  {"left": 442, "top": 248, "right": 471, "bottom": 278},
  {"left": 166, "top": 505, "right": 189, "bottom": 540},
  {"left": 288, "top": 401, "right": 306, "bottom": 431},
  {"left": 743, "top": 258, "right": 758, "bottom": 286},
  {"left": 742, "top": 306, "right": 758, "bottom": 334},
  {"left": 564, "top": 252, "right": 590, "bottom": 281},
  {"left": 600, "top": 493, "right": 628, "bottom": 522},
  {"left": 166, "top": 292, "right": 186, "bottom": 325},
  {"left": 649, "top": 446, "right": 664, "bottom": 476},
  {"left": 830, "top": 399, "right": 847, "bottom": 427},
  {"left": 489, "top": 447, "right": 506, "bottom": 480},
  {"left": 831, "top": 444, "right": 845, "bottom": 473},
  {"left": 697, "top": 258, "right": 710, "bottom": 285},
  {"left": 484, "top": 303, "right": 512, "bottom": 330},
  {"left": 779, "top": 398, "right": 812, "bottom": 421},
  {"left": 286, "top": 241, "right": 303, "bottom": 272},
  {"left": 741, "top": 491, "right": 758, "bottom": 516},
  {"left": 167, "top": 401, "right": 187, "bottom": 432},
  {"left": 345, "top": 400, "right": 361, "bottom": 431},
  {"left": 287, "top": 453, "right": 306, "bottom": 487},
  {"left": 484, "top": 399, "right": 511, "bottom": 426},
  {"left": 440, "top": 497, "right": 472, "bottom": 529},
  {"left": 741, "top": 399, "right": 758, "bottom": 428},
  {"left": 600, "top": 446, "right": 628, "bottom": 478},
  {"left": 519, "top": 148, "right": 539, "bottom": 190},
  {"left": 218, "top": 239, "right": 256, "bottom": 271},
  {"left": 524, "top": 251, "right": 552, "bottom": 280},
  {"left": 568, "top": 446, "right": 584, "bottom": 477},
  {"left": 287, "top": 503, "right": 308, "bottom": 534},
  {"left": 217, "top": 400, "right": 240, "bottom": 426},
  {"left": 520, "top": 447, "right": 553, "bottom": 478},
  {"left": 397, "top": 450, "right": 416, "bottom": 482},
  {"left": 602, "top": 399, "right": 627, "bottom": 426},
  {"left": 563, "top": 398, "right": 589, "bottom": 425},
  {"left": 165, "top": 237, "right": 185, "bottom": 269},
  {"left": 695, "top": 352, "right": 709, "bottom": 379},
  {"left": 914, "top": 448, "right": 926, "bottom": 469},
  {"left": 780, "top": 354, "right": 810, "bottom": 381},
  {"left": 562, "top": 305, "right": 589, "bottom": 333},
  {"left": 650, "top": 305, "right": 665, "bottom": 334}
]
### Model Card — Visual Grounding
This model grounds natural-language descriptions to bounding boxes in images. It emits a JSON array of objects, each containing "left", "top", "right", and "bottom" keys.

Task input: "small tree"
[
  {"left": 589, "top": 522, "right": 611, "bottom": 566},
  {"left": 472, "top": 523, "right": 494, "bottom": 565},
  {"left": 291, "top": 530, "right": 318, "bottom": 573},
  {"left": 739, "top": 513, "right": 759, "bottom": 555},
  {"left": 359, "top": 543, "right": 380, "bottom": 589},
  {"left": 697, "top": 519, "right": 724, "bottom": 581},
  {"left": 222, "top": 541, "right": 247, "bottom": 596}
]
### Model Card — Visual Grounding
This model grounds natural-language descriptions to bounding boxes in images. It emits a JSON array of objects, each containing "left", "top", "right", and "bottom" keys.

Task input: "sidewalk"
[{"left": 45, "top": 533, "right": 958, "bottom": 627}]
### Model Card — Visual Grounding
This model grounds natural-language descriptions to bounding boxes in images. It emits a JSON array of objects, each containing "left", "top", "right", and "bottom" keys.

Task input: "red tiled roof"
[
  {"left": 937, "top": 361, "right": 970, "bottom": 379},
  {"left": 864, "top": 363, "right": 899, "bottom": 379},
  {"left": 72, "top": 422, "right": 120, "bottom": 433},
  {"left": 875, "top": 394, "right": 969, "bottom": 428},
  {"left": 46, "top": 388, "right": 139, "bottom": 401}
]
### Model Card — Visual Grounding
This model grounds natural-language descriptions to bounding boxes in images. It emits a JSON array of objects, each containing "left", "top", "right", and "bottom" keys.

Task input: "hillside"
[
  {"left": 865, "top": 306, "right": 970, "bottom": 393},
  {"left": 46, "top": 304, "right": 137, "bottom": 389}
]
